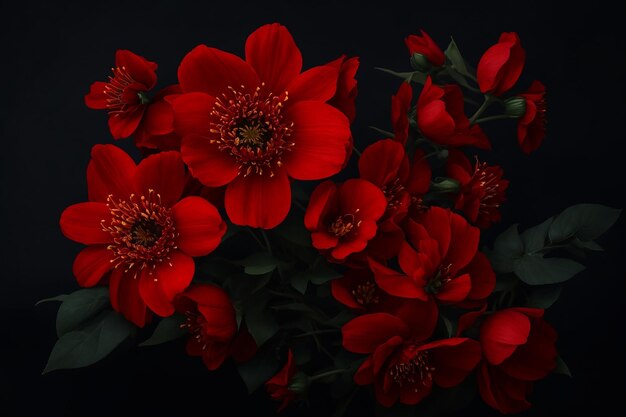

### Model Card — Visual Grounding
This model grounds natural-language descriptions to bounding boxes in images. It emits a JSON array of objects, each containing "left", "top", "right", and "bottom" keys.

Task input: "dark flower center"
[
  {"left": 351, "top": 281, "right": 380, "bottom": 306},
  {"left": 180, "top": 310, "right": 213, "bottom": 351},
  {"left": 468, "top": 158, "right": 506, "bottom": 218},
  {"left": 389, "top": 344, "right": 435, "bottom": 389},
  {"left": 104, "top": 66, "right": 142, "bottom": 114},
  {"left": 210, "top": 84, "right": 294, "bottom": 177},
  {"left": 425, "top": 263, "right": 453, "bottom": 294},
  {"left": 381, "top": 177, "right": 406, "bottom": 212},
  {"left": 102, "top": 190, "right": 177, "bottom": 275},
  {"left": 329, "top": 210, "right": 361, "bottom": 237}
]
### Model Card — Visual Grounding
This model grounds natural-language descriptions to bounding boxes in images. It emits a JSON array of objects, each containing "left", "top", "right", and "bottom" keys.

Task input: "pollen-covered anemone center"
[
  {"left": 425, "top": 263, "right": 453, "bottom": 294},
  {"left": 210, "top": 84, "right": 294, "bottom": 177},
  {"left": 104, "top": 66, "right": 141, "bottom": 114},
  {"left": 470, "top": 158, "right": 504, "bottom": 216},
  {"left": 329, "top": 210, "right": 361, "bottom": 237},
  {"left": 352, "top": 281, "right": 380, "bottom": 306},
  {"left": 102, "top": 189, "right": 177, "bottom": 275},
  {"left": 389, "top": 345, "right": 435, "bottom": 390},
  {"left": 180, "top": 310, "right": 214, "bottom": 351}
]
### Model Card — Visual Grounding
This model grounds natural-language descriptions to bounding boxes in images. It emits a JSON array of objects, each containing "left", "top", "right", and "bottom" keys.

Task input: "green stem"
[
  {"left": 469, "top": 95, "right": 494, "bottom": 125},
  {"left": 309, "top": 368, "right": 350, "bottom": 382},
  {"left": 352, "top": 146, "right": 362, "bottom": 157},
  {"left": 260, "top": 229, "right": 273, "bottom": 256},
  {"left": 474, "top": 114, "right": 516, "bottom": 124},
  {"left": 245, "top": 228, "right": 264, "bottom": 249},
  {"left": 294, "top": 329, "right": 340, "bottom": 338},
  {"left": 293, "top": 200, "right": 307, "bottom": 212}
]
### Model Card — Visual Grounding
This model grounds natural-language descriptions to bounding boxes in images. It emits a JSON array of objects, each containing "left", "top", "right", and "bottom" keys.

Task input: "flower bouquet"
[{"left": 42, "top": 23, "right": 621, "bottom": 416}]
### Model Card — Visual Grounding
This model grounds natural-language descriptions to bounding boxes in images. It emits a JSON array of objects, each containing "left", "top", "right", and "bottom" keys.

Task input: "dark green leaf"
[
  {"left": 443, "top": 65, "right": 473, "bottom": 89},
  {"left": 274, "top": 209, "right": 311, "bottom": 247},
  {"left": 139, "top": 314, "right": 187, "bottom": 347},
  {"left": 375, "top": 67, "right": 427, "bottom": 84},
  {"left": 440, "top": 315, "right": 454, "bottom": 338},
  {"left": 554, "top": 355, "right": 572, "bottom": 377},
  {"left": 291, "top": 260, "right": 342, "bottom": 294},
  {"left": 525, "top": 284, "right": 562, "bottom": 308},
  {"left": 572, "top": 238, "right": 603, "bottom": 251},
  {"left": 237, "top": 343, "right": 281, "bottom": 393},
  {"left": 514, "top": 255, "right": 585, "bottom": 285},
  {"left": 43, "top": 310, "right": 135, "bottom": 374},
  {"left": 521, "top": 217, "right": 553, "bottom": 253},
  {"left": 35, "top": 295, "right": 68, "bottom": 306},
  {"left": 490, "top": 225, "right": 523, "bottom": 273},
  {"left": 494, "top": 273, "right": 518, "bottom": 292},
  {"left": 244, "top": 292, "right": 279, "bottom": 347},
  {"left": 549, "top": 204, "right": 621, "bottom": 243},
  {"left": 239, "top": 252, "right": 278, "bottom": 275},
  {"left": 55, "top": 288, "right": 110, "bottom": 337},
  {"left": 445, "top": 37, "right": 469, "bottom": 75}
]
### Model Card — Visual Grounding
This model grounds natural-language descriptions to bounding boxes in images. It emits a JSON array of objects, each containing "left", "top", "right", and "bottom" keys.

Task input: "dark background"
[{"left": 2, "top": 0, "right": 625, "bottom": 415}]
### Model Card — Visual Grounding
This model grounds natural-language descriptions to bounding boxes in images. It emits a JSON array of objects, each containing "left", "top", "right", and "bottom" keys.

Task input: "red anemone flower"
[
  {"left": 59, "top": 145, "right": 226, "bottom": 327},
  {"left": 417, "top": 77, "right": 490, "bottom": 149},
  {"left": 266, "top": 349, "right": 298, "bottom": 412},
  {"left": 173, "top": 23, "right": 352, "bottom": 229},
  {"left": 85, "top": 50, "right": 157, "bottom": 140},
  {"left": 517, "top": 80, "right": 547, "bottom": 154},
  {"left": 370, "top": 207, "right": 495, "bottom": 306},
  {"left": 331, "top": 268, "right": 391, "bottom": 313},
  {"left": 404, "top": 29, "right": 445, "bottom": 67},
  {"left": 446, "top": 150, "right": 508, "bottom": 229},
  {"left": 477, "top": 32, "right": 525, "bottom": 96},
  {"left": 305, "top": 179, "right": 387, "bottom": 263},
  {"left": 342, "top": 303, "right": 480, "bottom": 407}
]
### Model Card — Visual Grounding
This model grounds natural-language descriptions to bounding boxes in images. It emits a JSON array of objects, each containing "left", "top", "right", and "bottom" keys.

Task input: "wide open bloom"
[
  {"left": 342, "top": 302, "right": 480, "bottom": 407},
  {"left": 404, "top": 29, "right": 445, "bottom": 67},
  {"left": 417, "top": 77, "right": 490, "bottom": 149},
  {"left": 446, "top": 150, "right": 508, "bottom": 229},
  {"left": 60, "top": 145, "right": 226, "bottom": 327},
  {"left": 173, "top": 23, "right": 352, "bottom": 229},
  {"left": 370, "top": 207, "right": 495, "bottom": 307},
  {"left": 517, "top": 80, "right": 546, "bottom": 154},
  {"left": 477, "top": 308, "right": 557, "bottom": 414},
  {"left": 477, "top": 32, "right": 525, "bottom": 96},
  {"left": 85, "top": 50, "right": 157, "bottom": 140}
]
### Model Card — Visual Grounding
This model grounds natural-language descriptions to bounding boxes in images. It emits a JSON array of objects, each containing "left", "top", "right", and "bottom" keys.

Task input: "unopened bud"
[
  {"left": 288, "top": 372, "right": 310, "bottom": 394},
  {"left": 504, "top": 96, "right": 527, "bottom": 118},
  {"left": 410, "top": 53, "right": 432, "bottom": 72}
]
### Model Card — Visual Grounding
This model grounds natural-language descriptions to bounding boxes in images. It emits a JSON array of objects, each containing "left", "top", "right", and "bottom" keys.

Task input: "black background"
[{"left": 2, "top": 0, "right": 625, "bottom": 415}]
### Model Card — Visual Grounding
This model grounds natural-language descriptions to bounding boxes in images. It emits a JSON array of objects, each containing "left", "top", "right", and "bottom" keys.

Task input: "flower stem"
[
  {"left": 469, "top": 95, "right": 495, "bottom": 125},
  {"left": 309, "top": 368, "right": 350, "bottom": 382},
  {"left": 260, "top": 229, "right": 273, "bottom": 256},
  {"left": 474, "top": 114, "right": 516, "bottom": 124},
  {"left": 352, "top": 146, "right": 362, "bottom": 157},
  {"left": 245, "top": 228, "right": 264, "bottom": 249}
]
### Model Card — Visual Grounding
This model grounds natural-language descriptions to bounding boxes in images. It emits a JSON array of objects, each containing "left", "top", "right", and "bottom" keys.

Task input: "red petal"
[
  {"left": 446, "top": 211, "right": 479, "bottom": 271},
  {"left": 245, "top": 23, "right": 302, "bottom": 92},
  {"left": 342, "top": 313, "right": 408, "bottom": 354},
  {"left": 107, "top": 107, "right": 145, "bottom": 139},
  {"left": 304, "top": 180, "right": 336, "bottom": 231},
  {"left": 436, "top": 273, "right": 472, "bottom": 303},
  {"left": 370, "top": 258, "right": 427, "bottom": 300},
  {"left": 358, "top": 139, "right": 407, "bottom": 187},
  {"left": 286, "top": 65, "right": 338, "bottom": 103},
  {"left": 72, "top": 246, "right": 114, "bottom": 287},
  {"left": 393, "top": 298, "right": 438, "bottom": 341},
  {"left": 178, "top": 45, "right": 259, "bottom": 96},
  {"left": 202, "top": 342, "right": 231, "bottom": 371},
  {"left": 225, "top": 169, "right": 291, "bottom": 229},
  {"left": 84, "top": 81, "right": 109, "bottom": 109},
  {"left": 115, "top": 49, "right": 157, "bottom": 90},
  {"left": 283, "top": 101, "right": 350, "bottom": 180},
  {"left": 172, "top": 196, "right": 226, "bottom": 256},
  {"left": 171, "top": 92, "right": 214, "bottom": 137},
  {"left": 60, "top": 202, "right": 112, "bottom": 245},
  {"left": 398, "top": 241, "right": 423, "bottom": 277},
  {"left": 181, "top": 134, "right": 239, "bottom": 187},
  {"left": 87, "top": 144, "right": 136, "bottom": 203},
  {"left": 480, "top": 310, "right": 530, "bottom": 365},
  {"left": 337, "top": 179, "right": 388, "bottom": 222},
  {"left": 109, "top": 268, "right": 149, "bottom": 327},
  {"left": 143, "top": 99, "right": 174, "bottom": 136},
  {"left": 464, "top": 252, "right": 496, "bottom": 301},
  {"left": 133, "top": 151, "right": 186, "bottom": 207}
]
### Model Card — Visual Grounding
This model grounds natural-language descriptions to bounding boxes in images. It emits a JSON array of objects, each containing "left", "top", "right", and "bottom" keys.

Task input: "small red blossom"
[
  {"left": 331, "top": 268, "right": 390, "bottom": 313},
  {"left": 417, "top": 77, "right": 490, "bottom": 149},
  {"left": 132, "top": 84, "right": 183, "bottom": 151},
  {"left": 477, "top": 32, "right": 525, "bottom": 96},
  {"left": 370, "top": 207, "right": 495, "bottom": 306},
  {"left": 446, "top": 150, "right": 508, "bottom": 229},
  {"left": 173, "top": 23, "right": 352, "bottom": 229},
  {"left": 266, "top": 349, "right": 298, "bottom": 412},
  {"left": 342, "top": 302, "right": 480, "bottom": 407},
  {"left": 477, "top": 308, "right": 557, "bottom": 414},
  {"left": 517, "top": 80, "right": 547, "bottom": 154},
  {"left": 305, "top": 179, "right": 388, "bottom": 262},
  {"left": 59, "top": 145, "right": 226, "bottom": 327},
  {"left": 391, "top": 82, "right": 413, "bottom": 145},
  {"left": 327, "top": 55, "right": 359, "bottom": 123},
  {"left": 85, "top": 50, "right": 158, "bottom": 140},
  {"left": 404, "top": 30, "right": 445, "bottom": 67}
]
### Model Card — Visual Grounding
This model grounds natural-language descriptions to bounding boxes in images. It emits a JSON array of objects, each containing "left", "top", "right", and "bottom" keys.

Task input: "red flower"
[
  {"left": 370, "top": 207, "right": 495, "bottom": 306},
  {"left": 517, "top": 81, "right": 547, "bottom": 154},
  {"left": 305, "top": 179, "right": 387, "bottom": 262},
  {"left": 417, "top": 77, "right": 490, "bottom": 149},
  {"left": 477, "top": 308, "right": 557, "bottom": 414},
  {"left": 327, "top": 55, "right": 359, "bottom": 123},
  {"left": 176, "top": 284, "right": 255, "bottom": 370},
  {"left": 173, "top": 23, "right": 352, "bottom": 229},
  {"left": 331, "top": 268, "right": 390, "bottom": 313},
  {"left": 391, "top": 82, "right": 413, "bottom": 145},
  {"left": 266, "top": 349, "right": 298, "bottom": 412},
  {"left": 132, "top": 84, "right": 183, "bottom": 151},
  {"left": 446, "top": 150, "right": 508, "bottom": 229},
  {"left": 477, "top": 32, "right": 525, "bottom": 96},
  {"left": 59, "top": 145, "right": 226, "bottom": 327},
  {"left": 342, "top": 303, "right": 480, "bottom": 407},
  {"left": 404, "top": 30, "right": 445, "bottom": 67},
  {"left": 85, "top": 50, "right": 157, "bottom": 140}
]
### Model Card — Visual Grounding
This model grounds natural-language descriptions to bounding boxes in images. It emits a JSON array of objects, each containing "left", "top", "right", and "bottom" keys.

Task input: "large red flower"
[
  {"left": 417, "top": 77, "right": 490, "bottom": 149},
  {"left": 265, "top": 349, "right": 298, "bottom": 412},
  {"left": 59, "top": 145, "right": 226, "bottom": 327},
  {"left": 404, "top": 29, "right": 445, "bottom": 67},
  {"left": 446, "top": 150, "right": 508, "bottom": 229},
  {"left": 342, "top": 303, "right": 480, "bottom": 407},
  {"left": 477, "top": 32, "right": 525, "bottom": 96},
  {"left": 176, "top": 284, "right": 256, "bottom": 370},
  {"left": 477, "top": 308, "right": 557, "bottom": 414},
  {"left": 305, "top": 179, "right": 387, "bottom": 262},
  {"left": 85, "top": 50, "right": 158, "bottom": 140},
  {"left": 370, "top": 207, "right": 495, "bottom": 306},
  {"left": 173, "top": 23, "right": 352, "bottom": 229},
  {"left": 517, "top": 80, "right": 547, "bottom": 154}
]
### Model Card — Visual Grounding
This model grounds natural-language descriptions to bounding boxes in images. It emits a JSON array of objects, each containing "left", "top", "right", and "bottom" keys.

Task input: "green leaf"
[
  {"left": 239, "top": 252, "right": 278, "bottom": 275},
  {"left": 549, "top": 204, "right": 621, "bottom": 243},
  {"left": 443, "top": 66, "right": 473, "bottom": 89},
  {"left": 244, "top": 292, "right": 279, "bottom": 347},
  {"left": 53, "top": 288, "right": 110, "bottom": 337},
  {"left": 139, "top": 314, "right": 187, "bottom": 347},
  {"left": 35, "top": 294, "right": 68, "bottom": 306},
  {"left": 440, "top": 315, "right": 454, "bottom": 337},
  {"left": 554, "top": 355, "right": 572, "bottom": 377},
  {"left": 445, "top": 37, "right": 469, "bottom": 75},
  {"left": 514, "top": 255, "right": 585, "bottom": 285},
  {"left": 430, "top": 177, "right": 460, "bottom": 193},
  {"left": 291, "top": 260, "right": 342, "bottom": 294},
  {"left": 525, "top": 284, "right": 562, "bottom": 308},
  {"left": 375, "top": 67, "right": 427, "bottom": 84},
  {"left": 490, "top": 225, "right": 524, "bottom": 273},
  {"left": 274, "top": 210, "right": 311, "bottom": 247},
  {"left": 43, "top": 310, "right": 135, "bottom": 374},
  {"left": 572, "top": 238, "right": 603, "bottom": 251},
  {"left": 237, "top": 343, "right": 281, "bottom": 393},
  {"left": 521, "top": 217, "right": 553, "bottom": 253}
]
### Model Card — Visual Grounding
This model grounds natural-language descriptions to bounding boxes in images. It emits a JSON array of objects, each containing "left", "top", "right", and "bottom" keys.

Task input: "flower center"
[
  {"left": 389, "top": 345, "right": 434, "bottom": 389},
  {"left": 381, "top": 178, "right": 406, "bottom": 210},
  {"left": 469, "top": 159, "right": 506, "bottom": 216},
  {"left": 180, "top": 310, "right": 213, "bottom": 351},
  {"left": 102, "top": 190, "right": 177, "bottom": 275},
  {"left": 103, "top": 66, "right": 142, "bottom": 114},
  {"left": 329, "top": 210, "right": 361, "bottom": 237},
  {"left": 425, "top": 263, "right": 453, "bottom": 294},
  {"left": 210, "top": 84, "right": 294, "bottom": 177},
  {"left": 351, "top": 281, "right": 380, "bottom": 306}
]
